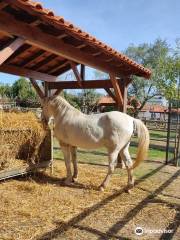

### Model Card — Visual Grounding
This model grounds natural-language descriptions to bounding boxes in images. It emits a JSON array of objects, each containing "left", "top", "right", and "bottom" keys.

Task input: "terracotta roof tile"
[
  {"left": 98, "top": 96, "right": 115, "bottom": 105},
  {"left": 10, "top": 0, "right": 151, "bottom": 78}
]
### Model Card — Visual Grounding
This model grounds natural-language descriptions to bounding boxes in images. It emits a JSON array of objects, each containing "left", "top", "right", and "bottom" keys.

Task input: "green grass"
[{"left": 54, "top": 140, "right": 168, "bottom": 166}]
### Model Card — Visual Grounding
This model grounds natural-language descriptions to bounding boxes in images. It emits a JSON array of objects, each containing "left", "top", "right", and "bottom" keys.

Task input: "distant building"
[
  {"left": 97, "top": 95, "right": 179, "bottom": 121},
  {"left": 138, "top": 104, "right": 168, "bottom": 120},
  {"left": 147, "top": 96, "right": 168, "bottom": 107}
]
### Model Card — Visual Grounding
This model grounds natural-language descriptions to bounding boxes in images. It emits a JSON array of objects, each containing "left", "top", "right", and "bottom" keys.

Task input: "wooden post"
[
  {"left": 109, "top": 74, "right": 123, "bottom": 111},
  {"left": 44, "top": 81, "right": 49, "bottom": 97},
  {"left": 120, "top": 77, "right": 132, "bottom": 113},
  {"left": 80, "top": 64, "right": 85, "bottom": 80},
  {"left": 48, "top": 117, "right": 54, "bottom": 175}
]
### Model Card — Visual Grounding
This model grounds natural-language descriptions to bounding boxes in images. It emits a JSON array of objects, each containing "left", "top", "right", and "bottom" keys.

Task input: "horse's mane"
[{"left": 49, "top": 95, "right": 81, "bottom": 117}]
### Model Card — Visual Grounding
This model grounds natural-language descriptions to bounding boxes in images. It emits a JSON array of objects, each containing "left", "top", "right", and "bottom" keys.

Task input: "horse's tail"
[{"left": 131, "top": 119, "right": 150, "bottom": 169}]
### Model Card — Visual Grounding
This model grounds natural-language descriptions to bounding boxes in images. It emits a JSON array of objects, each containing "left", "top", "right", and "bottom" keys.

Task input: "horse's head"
[
  {"left": 40, "top": 95, "right": 57, "bottom": 129},
  {"left": 40, "top": 97, "right": 51, "bottom": 129}
]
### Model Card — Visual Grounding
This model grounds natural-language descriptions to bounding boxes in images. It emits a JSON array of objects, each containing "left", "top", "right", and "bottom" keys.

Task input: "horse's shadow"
[{"left": 19, "top": 171, "right": 100, "bottom": 191}]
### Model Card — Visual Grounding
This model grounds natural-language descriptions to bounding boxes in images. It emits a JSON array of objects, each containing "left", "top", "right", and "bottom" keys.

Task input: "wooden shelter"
[{"left": 0, "top": 0, "right": 151, "bottom": 111}]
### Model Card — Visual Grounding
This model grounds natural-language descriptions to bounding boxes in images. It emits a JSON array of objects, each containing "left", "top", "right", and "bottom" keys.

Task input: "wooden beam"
[
  {"left": 4, "top": 44, "right": 31, "bottom": 64},
  {"left": 80, "top": 64, "right": 85, "bottom": 80},
  {"left": 76, "top": 43, "right": 86, "bottom": 49},
  {"left": 109, "top": 74, "right": 123, "bottom": 110},
  {"left": 0, "top": 2, "right": 9, "bottom": 10},
  {"left": 0, "top": 37, "right": 25, "bottom": 65},
  {"left": 92, "top": 52, "right": 102, "bottom": 57},
  {"left": 57, "top": 33, "right": 68, "bottom": 39},
  {"left": 29, "top": 78, "right": 44, "bottom": 99},
  {"left": 104, "top": 88, "right": 117, "bottom": 102},
  {"left": 70, "top": 61, "right": 82, "bottom": 86},
  {"left": 0, "top": 11, "right": 123, "bottom": 76},
  {"left": 0, "top": 64, "right": 57, "bottom": 82},
  {"left": 48, "top": 79, "right": 122, "bottom": 89}
]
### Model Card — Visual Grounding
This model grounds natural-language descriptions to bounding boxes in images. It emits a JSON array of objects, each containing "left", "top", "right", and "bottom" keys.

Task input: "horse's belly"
[{"left": 55, "top": 131, "right": 103, "bottom": 149}]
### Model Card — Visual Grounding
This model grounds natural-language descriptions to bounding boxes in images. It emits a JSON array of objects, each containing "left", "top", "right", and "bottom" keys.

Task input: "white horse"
[{"left": 41, "top": 95, "right": 149, "bottom": 192}]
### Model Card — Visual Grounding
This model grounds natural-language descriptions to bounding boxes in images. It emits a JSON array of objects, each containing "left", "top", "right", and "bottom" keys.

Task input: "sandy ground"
[{"left": 0, "top": 160, "right": 179, "bottom": 240}]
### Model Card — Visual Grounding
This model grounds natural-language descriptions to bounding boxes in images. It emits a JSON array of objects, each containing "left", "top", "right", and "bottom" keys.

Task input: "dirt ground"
[{"left": 0, "top": 159, "right": 179, "bottom": 240}]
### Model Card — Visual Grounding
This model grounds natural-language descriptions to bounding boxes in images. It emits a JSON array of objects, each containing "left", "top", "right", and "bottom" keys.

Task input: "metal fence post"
[{"left": 165, "top": 101, "right": 172, "bottom": 165}]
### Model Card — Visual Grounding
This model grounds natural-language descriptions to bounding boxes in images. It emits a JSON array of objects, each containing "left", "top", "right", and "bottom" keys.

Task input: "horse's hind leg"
[
  {"left": 71, "top": 146, "right": 78, "bottom": 181},
  {"left": 60, "top": 144, "right": 73, "bottom": 185},
  {"left": 120, "top": 143, "right": 134, "bottom": 192},
  {"left": 100, "top": 148, "right": 119, "bottom": 191}
]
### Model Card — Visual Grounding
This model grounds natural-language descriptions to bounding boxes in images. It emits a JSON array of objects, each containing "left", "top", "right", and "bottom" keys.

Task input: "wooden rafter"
[
  {"left": 0, "top": 64, "right": 57, "bottom": 82},
  {"left": 19, "top": 49, "right": 45, "bottom": 67},
  {"left": 0, "top": 11, "right": 123, "bottom": 76},
  {"left": 0, "top": 2, "right": 9, "bottom": 10},
  {"left": 31, "top": 54, "right": 56, "bottom": 71},
  {"left": 48, "top": 79, "right": 122, "bottom": 89},
  {"left": 109, "top": 74, "right": 123, "bottom": 109},
  {"left": 47, "top": 60, "right": 69, "bottom": 74},
  {"left": 4, "top": 44, "right": 31, "bottom": 64},
  {"left": 0, "top": 37, "right": 25, "bottom": 65},
  {"left": 70, "top": 61, "right": 82, "bottom": 86}
]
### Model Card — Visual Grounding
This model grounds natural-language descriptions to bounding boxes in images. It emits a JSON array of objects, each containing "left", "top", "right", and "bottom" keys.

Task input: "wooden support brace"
[
  {"left": 104, "top": 88, "right": 117, "bottom": 102},
  {"left": 109, "top": 74, "right": 123, "bottom": 110},
  {"left": 0, "top": 37, "right": 25, "bottom": 65},
  {"left": 70, "top": 61, "right": 82, "bottom": 87},
  {"left": 29, "top": 78, "right": 44, "bottom": 99}
]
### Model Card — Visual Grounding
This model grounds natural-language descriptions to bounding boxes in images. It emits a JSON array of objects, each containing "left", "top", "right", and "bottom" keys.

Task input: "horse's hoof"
[
  {"left": 72, "top": 177, "right": 78, "bottom": 182},
  {"left": 99, "top": 186, "right": 105, "bottom": 192},
  {"left": 125, "top": 188, "right": 132, "bottom": 194}
]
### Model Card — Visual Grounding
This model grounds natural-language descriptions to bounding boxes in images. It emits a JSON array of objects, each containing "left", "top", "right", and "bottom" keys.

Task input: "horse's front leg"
[
  {"left": 60, "top": 143, "right": 73, "bottom": 185},
  {"left": 70, "top": 146, "right": 78, "bottom": 181},
  {"left": 100, "top": 148, "right": 119, "bottom": 191}
]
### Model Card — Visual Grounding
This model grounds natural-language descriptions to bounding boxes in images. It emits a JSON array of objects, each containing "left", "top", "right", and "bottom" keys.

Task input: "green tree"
[
  {"left": 124, "top": 39, "right": 179, "bottom": 116},
  {"left": 0, "top": 84, "right": 12, "bottom": 98},
  {"left": 63, "top": 91, "right": 80, "bottom": 109},
  {"left": 78, "top": 89, "right": 101, "bottom": 113},
  {"left": 12, "top": 77, "right": 37, "bottom": 100}
]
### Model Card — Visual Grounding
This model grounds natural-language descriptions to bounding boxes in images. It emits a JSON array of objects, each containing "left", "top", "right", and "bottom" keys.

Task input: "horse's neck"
[{"left": 51, "top": 99, "right": 80, "bottom": 122}]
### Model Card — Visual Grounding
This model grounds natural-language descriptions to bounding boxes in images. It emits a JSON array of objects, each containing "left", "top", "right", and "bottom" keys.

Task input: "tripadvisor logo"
[
  {"left": 135, "top": 227, "right": 144, "bottom": 236},
  {"left": 135, "top": 226, "right": 173, "bottom": 236}
]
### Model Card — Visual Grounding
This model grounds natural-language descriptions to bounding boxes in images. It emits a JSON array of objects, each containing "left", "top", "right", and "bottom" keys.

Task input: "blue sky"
[{"left": 1, "top": 0, "right": 179, "bottom": 84}]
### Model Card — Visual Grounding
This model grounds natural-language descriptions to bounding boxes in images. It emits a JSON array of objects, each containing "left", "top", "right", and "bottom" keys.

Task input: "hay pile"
[
  {"left": 0, "top": 111, "right": 51, "bottom": 171},
  {"left": 0, "top": 160, "right": 179, "bottom": 240}
]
